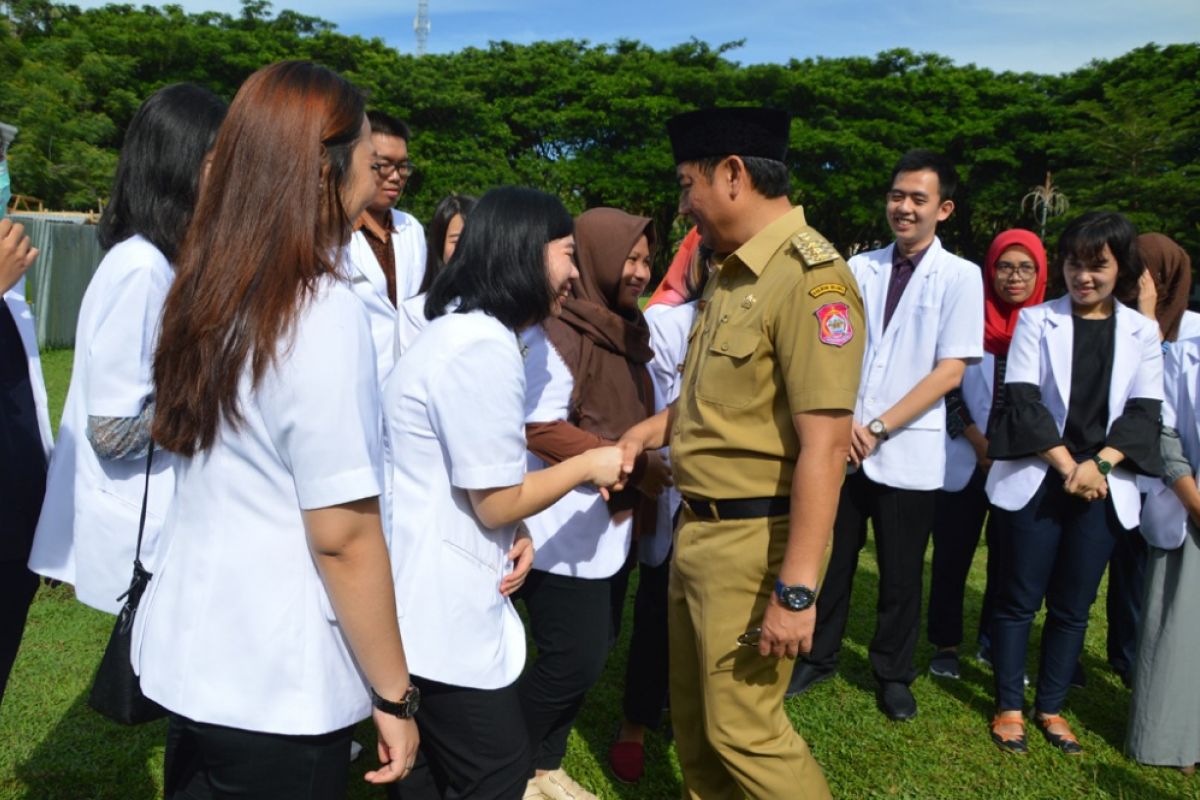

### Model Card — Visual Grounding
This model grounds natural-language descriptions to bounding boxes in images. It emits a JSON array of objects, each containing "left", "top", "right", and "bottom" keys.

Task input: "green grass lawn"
[{"left": 1, "top": 350, "right": 1196, "bottom": 799}]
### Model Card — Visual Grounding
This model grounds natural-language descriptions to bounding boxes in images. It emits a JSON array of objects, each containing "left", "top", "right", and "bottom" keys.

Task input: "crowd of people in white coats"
[{"left": 1, "top": 59, "right": 1197, "bottom": 799}]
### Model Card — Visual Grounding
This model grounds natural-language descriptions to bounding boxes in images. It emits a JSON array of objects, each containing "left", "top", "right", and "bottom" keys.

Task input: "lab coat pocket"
[{"left": 696, "top": 327, "right": 761, "bottom": 409}]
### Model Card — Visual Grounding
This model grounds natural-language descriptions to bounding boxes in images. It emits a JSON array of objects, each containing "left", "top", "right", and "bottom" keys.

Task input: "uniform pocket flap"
[{"left": 708, "top": 328, "right": 760, "bottom": 360}]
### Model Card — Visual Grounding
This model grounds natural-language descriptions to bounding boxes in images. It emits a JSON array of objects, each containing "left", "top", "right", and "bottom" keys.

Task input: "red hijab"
[{"left": 984, "top": 229, "right": 1047, "bottom": 356}]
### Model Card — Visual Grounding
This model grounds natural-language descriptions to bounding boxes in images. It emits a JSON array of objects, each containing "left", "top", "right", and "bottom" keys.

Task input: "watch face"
[
  {"left": 782, "top": 585, "right": 816, "bottom": 611},
  {"left": 869, "top": 421, "right": 885, "bottom": 436}
]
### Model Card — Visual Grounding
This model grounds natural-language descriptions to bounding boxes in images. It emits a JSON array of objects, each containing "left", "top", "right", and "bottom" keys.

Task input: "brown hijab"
[
  {"left": 543, "top": 207, "right": 656, "bottom": 439},
  {"left": 1139, "top": 233, "right": 1192, "bottom": 342}
]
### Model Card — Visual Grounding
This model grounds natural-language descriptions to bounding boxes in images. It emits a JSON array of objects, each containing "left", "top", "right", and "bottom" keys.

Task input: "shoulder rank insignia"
[
  {"left": 808, "top": 282, "right": 847, "bottom": 299},
  {"left": 790, "top": 230, "right": 841, "bottom": 268}
]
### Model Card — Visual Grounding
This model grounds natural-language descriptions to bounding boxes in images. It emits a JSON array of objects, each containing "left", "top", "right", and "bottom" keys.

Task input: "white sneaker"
[
  {"left": 523, "top": 779, "right": 548, "bottom": 799},
  {"left": 535, "top": 769, "right": 597, "bottom": 800}
]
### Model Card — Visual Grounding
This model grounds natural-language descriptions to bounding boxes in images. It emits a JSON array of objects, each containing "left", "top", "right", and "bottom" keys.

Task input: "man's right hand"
[{"left": 0, "top": 218, "right": 38, "bottom": 296}]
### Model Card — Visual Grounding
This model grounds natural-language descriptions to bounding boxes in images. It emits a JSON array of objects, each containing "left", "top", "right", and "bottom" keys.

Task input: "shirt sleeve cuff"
[
  {"left": 787, "top": 387, "right": 859, "bottom": 413},
  {"left": 295, "top": 467, "right": 381, "bottom": 511},
  {"left": 451, "top": 460, "right": 526, "bottom": 491}
]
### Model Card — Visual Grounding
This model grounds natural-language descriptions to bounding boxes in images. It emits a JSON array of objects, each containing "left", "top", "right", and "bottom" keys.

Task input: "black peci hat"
[{"left": 666, "top": 107, "right": 790, "bottom": 165}]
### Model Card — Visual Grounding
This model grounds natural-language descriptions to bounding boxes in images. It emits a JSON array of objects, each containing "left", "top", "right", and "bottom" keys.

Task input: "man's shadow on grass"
[{"left": 16, "top": 687, "right": 165, "bottom": 800}]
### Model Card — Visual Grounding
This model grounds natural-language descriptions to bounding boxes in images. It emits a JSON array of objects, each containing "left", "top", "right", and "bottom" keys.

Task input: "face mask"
[{"left": 0, "top": 160, "right": 10, "bottom": 221}]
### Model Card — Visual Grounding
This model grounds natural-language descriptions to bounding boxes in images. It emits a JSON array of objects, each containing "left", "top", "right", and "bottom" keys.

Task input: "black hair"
[
  {"left": 684, "top": 244, "right": 717, "bottom": 302},
  {"left": 425, "top": 186, "right": 574, "bottom": 330},
  {"left": 367, "top": 110, "right": 411, "bottom": 142},
  {"left": 693, "top": 155, "right": 790, "bottom": 198},
  {"left": 1053, "top": 211, "right": 1141, "bottom": 303},
  {"left": 97, "top": 84, "right": 227, "bottom": 261},
  {"left": 421, "top": 194, "right": 477, "bottom": 293},
  {"left": 890, "top": 149, "right": 959, "bottom": 202}
]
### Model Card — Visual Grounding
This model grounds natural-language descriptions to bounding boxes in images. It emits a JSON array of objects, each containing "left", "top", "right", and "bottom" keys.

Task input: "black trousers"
[
  {"left": 390, "top": 676, "right": 530, "bottom": 800},
  {"left": 163, "top": 714, "right": 354, "bottom": 799},
  {"left": 621, "top": 553, "right": 671, "bottom": 729},
  {"left": 0, "top": 560, "right": 39, "bottom": 706},
  {"left": 926, "top": 467, "right": 998, "bottom": 650},
  {"left": 807, "top": 470, "right": 936, "bottom": 685},
  {"left": 1105, "top": 528, "right": 1147, "bottom": 674},
  {"left": 516, "top": 564, "right": 630, "bottom": 771}
]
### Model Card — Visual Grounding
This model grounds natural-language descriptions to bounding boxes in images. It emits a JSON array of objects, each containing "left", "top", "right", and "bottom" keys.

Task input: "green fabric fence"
[{"left": 12, "top": 215, "right": 104, "bottom": 349}]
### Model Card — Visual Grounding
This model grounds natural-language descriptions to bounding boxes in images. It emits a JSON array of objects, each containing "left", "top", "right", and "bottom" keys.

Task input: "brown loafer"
[{"left": 990, "top": 714, "right": 1028, "bottom": 754}]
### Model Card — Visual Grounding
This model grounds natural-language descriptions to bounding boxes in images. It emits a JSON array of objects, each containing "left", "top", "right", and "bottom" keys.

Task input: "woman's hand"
[
  {"left": 965, "top": 426, "right": 992, "bottom": 471},
  {"left": 0, "top": 218, "right": 38, "bottom": 296},
  {"left": 1064, "top": 460, "right": 1108, "bottom": 501},
  {"left": 500, "top": 524, "right": 534, "bottom": 597},
  {"left": 586, "top": 445, "right": 628, "bottom": 497},
  {"left": 1137, "top": 268, "right": 1158, "bottom": 321},
  {"left": 636, "top": 450, "right": 673, "bottom": 498},
  {"left": 364, "top": 709, "right": 420, "bottom": 784}
]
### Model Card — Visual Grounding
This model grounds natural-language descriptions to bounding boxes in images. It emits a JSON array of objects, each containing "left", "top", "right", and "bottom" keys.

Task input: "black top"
[
  {"left": 0, "top": 300, "right": 48, "bottom": 561},
  {"left": 988, "top": 312, "right": 1163, "bottom": 476}
]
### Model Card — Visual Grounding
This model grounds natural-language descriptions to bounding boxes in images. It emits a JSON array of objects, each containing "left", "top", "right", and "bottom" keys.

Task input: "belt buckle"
[{"left": 708, "top": 500, "right": 720, "bottom": 522}]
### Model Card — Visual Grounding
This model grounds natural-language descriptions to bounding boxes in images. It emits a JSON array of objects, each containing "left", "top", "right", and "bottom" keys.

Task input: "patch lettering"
[
  {"left": 814, "top": 302, "right": 854, "bottom": 347},
  {"left": 808, "top": 282, "right": 847, "bottom": 299}
]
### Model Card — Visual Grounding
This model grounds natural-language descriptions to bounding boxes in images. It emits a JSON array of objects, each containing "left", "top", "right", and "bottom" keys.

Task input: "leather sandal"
[
  {"left": 990, "top": 714, "right": 1028, "bottom": 754},
  {"left": 1036, "top": 713, "right": 1083, "bottom": 755}
]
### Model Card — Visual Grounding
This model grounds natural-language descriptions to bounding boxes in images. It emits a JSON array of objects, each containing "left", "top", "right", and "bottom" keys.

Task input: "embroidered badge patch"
[
  {"left": 808, "top": 283, "right": 847, "bottom": 299},
  {"left": 814, "top": 302, "right": 854, "bottom": 347}
]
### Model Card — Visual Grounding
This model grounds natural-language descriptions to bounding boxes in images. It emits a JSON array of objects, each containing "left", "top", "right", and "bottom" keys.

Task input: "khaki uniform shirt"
[{"left": 672, "top": 206, "right": 865, "bottom": 500}]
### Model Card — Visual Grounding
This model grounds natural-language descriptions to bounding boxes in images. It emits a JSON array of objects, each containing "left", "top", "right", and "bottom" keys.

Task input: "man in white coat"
[
  {"left": 789, "top": 150, "right": 984, "bottom": 721},
  {"left": 346, "top": 110, "right": 427, "bottom": 383},
  {"left": 0, "top": 212, "right": 51, "bottom": 705}
]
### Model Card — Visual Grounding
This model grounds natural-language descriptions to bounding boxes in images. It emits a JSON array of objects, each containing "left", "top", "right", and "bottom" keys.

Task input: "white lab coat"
[
  {"left": 132, "top": 279, "right": 384, "bottom": 734},
  {"left": 27, "top": 236, "right": 176, "bottom": 613},
  {"left": 849, "top": 237, "right": 984, "bottom": 491},
  {"left": 985, "top": 295, "right": 1163, "bottom": 531},
  {"left": 3, "top": 279, "right": 53, "bottom": 459},
  {"left": 345, "top": 209, "right": 427, "bottom": 383},
  {"left": 1141, "top": 331, "right": 1200, "bottom": 549},
  {"left": 383, "top": 309, "right": 527, "bottom": 690},
  {"left": 942, "top": 353, "right": 996, "bottom": 492},
  {"left": 640, "top": 301, "right": 696, "bottom": 567}
]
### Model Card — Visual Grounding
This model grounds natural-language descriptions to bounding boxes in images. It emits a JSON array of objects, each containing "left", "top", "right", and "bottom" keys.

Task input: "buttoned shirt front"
[{"left": 672, "top": 206, "right": 865, "bottom": 500}]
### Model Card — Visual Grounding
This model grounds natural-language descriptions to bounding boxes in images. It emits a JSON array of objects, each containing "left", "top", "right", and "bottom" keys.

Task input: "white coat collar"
[
  {"left": 1043, "top": 294, "right": 1140, "bottom": 426},
  {"left": 871, "top": 236, "right": 946, "bottom": 348}
]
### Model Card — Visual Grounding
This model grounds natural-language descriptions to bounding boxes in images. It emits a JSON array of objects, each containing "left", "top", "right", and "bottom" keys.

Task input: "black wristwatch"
[
  {"left": 775, "top": 580, "right": 817, "bottom": 612},
  {"left": 370, "top": 684, "right": 420, "bottom": 719},
  {"left": 867, "top": 418, "right": 889, "bottom": 441}
]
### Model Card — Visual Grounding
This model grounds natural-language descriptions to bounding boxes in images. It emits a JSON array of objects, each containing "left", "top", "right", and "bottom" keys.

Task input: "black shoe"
[
  {"left": 1070, "top": 661, "right": 1087, "bottom": 689},
  {"left": 786, "top": 662, "right": 835, "bottom": 698},
  {"left": 929, "top": 650, "right": 961, "bottom": 679},
  {"left": 877, "top": 682, "right": 917, "bottom": 721}
]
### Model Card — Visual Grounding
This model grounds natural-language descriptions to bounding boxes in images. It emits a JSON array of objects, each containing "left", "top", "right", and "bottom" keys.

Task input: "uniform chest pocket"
[{"left": 696, "top": 327, "right": 762, "bottom": 409}]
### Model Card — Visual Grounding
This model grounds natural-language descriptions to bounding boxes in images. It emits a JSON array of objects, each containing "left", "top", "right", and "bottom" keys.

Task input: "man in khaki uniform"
[{"left": 619, "top": 108, "right": 864, "bottom": 799}]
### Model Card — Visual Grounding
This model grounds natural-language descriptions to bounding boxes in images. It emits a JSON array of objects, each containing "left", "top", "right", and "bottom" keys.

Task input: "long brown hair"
[{"left": 153, "top": 61, "right": 365, "bottom": 456}]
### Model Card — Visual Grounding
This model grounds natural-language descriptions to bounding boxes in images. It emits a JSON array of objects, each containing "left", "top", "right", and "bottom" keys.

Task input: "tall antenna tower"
[{"left": 413, "top": 0, "right": 430, "bottom": 56}]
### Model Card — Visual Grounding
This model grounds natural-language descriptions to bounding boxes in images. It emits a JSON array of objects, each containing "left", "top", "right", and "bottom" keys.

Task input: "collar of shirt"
[
  {"left": 892, "top": 240, "right": 932, "bottom": 271},
  {"left": 722, "top": 206, "right": 809, "bottom": 276},
  {"left": 355, "top": 208, "right": 396, "bottom": 243}
]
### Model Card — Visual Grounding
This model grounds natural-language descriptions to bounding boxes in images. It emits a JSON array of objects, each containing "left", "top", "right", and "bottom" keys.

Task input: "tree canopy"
[{"left": 2, "top": 0, "right": 1197, "bottom": 269}]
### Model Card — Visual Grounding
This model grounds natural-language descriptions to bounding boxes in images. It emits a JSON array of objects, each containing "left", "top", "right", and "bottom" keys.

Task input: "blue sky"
[{"left": 77, "top": 0, "right": 1198, "bottom": 73}]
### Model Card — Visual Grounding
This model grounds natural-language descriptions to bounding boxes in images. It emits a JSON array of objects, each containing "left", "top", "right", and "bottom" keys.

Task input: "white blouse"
[
  {"left": 384, "top": 308, "right": 528, "bottom": 690},
  {"left": 28, "top": 235, "right": 176, "bottom": 614},
  {"left": 133, "top": 278, "right": 384, "bottom": 735},
  {"left": 520, "top": 324, "right": 632, "bottom": 580}
]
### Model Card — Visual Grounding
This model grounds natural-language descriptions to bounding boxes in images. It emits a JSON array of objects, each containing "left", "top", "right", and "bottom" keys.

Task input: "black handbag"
[{"left": 87, "top": 446, "right": 167, "bottom": 725}]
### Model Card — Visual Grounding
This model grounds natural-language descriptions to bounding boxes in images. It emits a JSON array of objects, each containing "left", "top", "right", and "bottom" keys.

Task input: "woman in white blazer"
[
  {"left": 384, "top": 187, "right": 626, "bottom": 800},
  {"left": 1, "top": 217, "right": 52, "bottom": 705},
  {"left": 27, "top": 85, "right": 226, "bottom": 614},
  {"left": 985, "top": 212, "right": 1163, "bottom": 755},
  {"left": 1126, "top": 234, "right": 1200, "bottom": 772},
  {"left": 928, "top": 229, "right": 1047, "bottom": 679},
  {"left": 134, "top": 62, "right": 418, "bottom": 796}
]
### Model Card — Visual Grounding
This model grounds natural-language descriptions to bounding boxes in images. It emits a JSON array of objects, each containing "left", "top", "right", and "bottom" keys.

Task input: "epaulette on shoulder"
[{"left": 788, "top": 229, "right": 841, "bottom": 269}]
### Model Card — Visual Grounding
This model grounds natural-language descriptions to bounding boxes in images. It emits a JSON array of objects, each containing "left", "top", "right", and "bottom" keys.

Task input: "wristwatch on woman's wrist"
[
  {"left": 867, "top": 418, "right": 889, "bottom": 440},
  {"left": 370, "top": 684, "right": 420, "bottom": 718},
  {"left": 1092, "top": 455, "right": 1113, "bottom": 476}
]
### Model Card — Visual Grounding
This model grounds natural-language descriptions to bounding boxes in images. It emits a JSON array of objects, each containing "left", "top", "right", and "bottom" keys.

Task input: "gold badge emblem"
[
  {"left": 790, "top": 231, "right": 840, "bottom": 268},
  {"left": 741, "top": 294, "right": 757, "bottom": 309}
]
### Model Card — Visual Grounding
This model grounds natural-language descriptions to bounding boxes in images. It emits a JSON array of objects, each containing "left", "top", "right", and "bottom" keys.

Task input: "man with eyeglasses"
[{"left": 346, "top": 110, "right": 427, "bottom": 384}]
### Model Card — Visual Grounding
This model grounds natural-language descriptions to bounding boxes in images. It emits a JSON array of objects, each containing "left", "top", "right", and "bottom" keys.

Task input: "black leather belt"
[{"left": 682, "top": 496, "right": 790, "bottom": 521}]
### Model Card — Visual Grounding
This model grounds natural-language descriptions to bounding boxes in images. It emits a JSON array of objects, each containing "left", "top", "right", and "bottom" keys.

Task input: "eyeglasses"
[
  {"left": 995, "top": 262, "right": 1037, "bottom": 280},
  {"left": 372, "top": 160, "right": 415, "bottom": 179}
]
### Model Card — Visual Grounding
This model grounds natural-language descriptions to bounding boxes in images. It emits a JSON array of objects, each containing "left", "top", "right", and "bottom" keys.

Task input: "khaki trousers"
[{"left": 669, "top": 507, "right": 832, "bottom": 800}]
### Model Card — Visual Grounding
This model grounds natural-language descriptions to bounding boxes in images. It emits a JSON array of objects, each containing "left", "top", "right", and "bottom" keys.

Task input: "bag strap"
[{"left": 134, "top": 445, "right": 154, "bottom": 569}]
